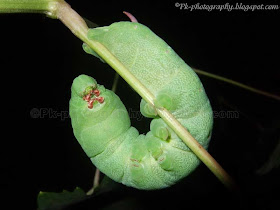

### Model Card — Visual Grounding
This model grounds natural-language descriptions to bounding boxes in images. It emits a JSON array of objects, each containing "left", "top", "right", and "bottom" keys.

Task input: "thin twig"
[
  {"left": 86, "top": 169, "right": 100, "bottom": 195},
  {"left": 111, "top": 73, "right": 120, "bottom": 93},
  {"left": 193, "top": 68, "right": 280, "bottom": 101}
]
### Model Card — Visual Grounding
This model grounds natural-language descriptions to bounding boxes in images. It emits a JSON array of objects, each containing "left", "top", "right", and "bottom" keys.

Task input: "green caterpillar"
[{"left": 69, "top": 21, "right": 213, "bottom": 190}]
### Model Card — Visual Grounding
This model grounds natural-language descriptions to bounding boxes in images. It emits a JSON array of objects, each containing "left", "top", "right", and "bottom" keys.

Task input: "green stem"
[
  {"left": 0, "top": 0, "right": 60, "bottom": 18},
  {"left": 111, "top": 73, "right": 120, "bottom": 93},
  {"left": 0, "top": 0, "right": 237, "bottom": 190}
]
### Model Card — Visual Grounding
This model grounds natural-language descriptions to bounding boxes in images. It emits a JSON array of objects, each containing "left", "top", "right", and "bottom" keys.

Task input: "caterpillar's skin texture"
[{"left": 70, "top": 22, "right": 213, "bottom": 190}]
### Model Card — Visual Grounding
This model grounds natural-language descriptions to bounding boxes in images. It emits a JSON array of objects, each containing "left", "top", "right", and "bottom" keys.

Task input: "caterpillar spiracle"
[{"left": 69, "top": 22, "right": 213, "bottom": 190}]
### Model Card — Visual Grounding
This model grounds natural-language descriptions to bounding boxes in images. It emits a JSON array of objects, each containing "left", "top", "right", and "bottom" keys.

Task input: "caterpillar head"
[
  {"left": 71, "top": 74, "right": 105, "bottom": 109},
  {"left": 72, "top": 74, "right": 97, "bottom": 97}
]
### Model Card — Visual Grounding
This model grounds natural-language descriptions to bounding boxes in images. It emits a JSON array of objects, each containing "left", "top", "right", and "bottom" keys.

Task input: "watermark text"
[{"left": 175, "top": 2, "right": 279, "bottom": 12}]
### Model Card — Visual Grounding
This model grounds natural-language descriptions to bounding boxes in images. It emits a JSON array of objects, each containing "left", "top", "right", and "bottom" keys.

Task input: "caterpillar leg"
[
  {"left": 126, "top": 134, "right": 174, "bottom": 189},
  {"left": 140, "top": 99, "right": 157, "bottom": 118},
  {"left": 145, "top": 134, "right": 173, "bottom": 171},
  {"left": 150, "top": 119, "right": 170, "bottom": 141},
  {"left": 82, "top": 43, "right": 106, "bottom": 63},
  {"left": 129, "top": 137, "right": 147, "bottom": 185},
  {"left": 154, "top": 90, "right": 176, "bottom": 111},
  {"left": 157, "top": 150, "right": 174, "bottom": 171},
  {"left": 140, "top": 90, "right": 177, "bottom": 118}
]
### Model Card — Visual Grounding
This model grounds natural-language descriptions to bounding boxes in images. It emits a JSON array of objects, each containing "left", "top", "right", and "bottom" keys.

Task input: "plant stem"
[
  {"left": 55, "top": 1, "right": 88, "bottom": 38},
  {"left": 0, "top": 0, "right": 237, "bottom": 190},
  {"left": 193, "top": 68, "right": 280, "bottom": 101},
  {"left": 111, "top": 73, "right": 120, "bottom": 93},
  {"left": 0, "top": 0, "right": 60, "bottom": 18},
  {"left": 86, "top": 168, "right": 100, "bottom": 195}
]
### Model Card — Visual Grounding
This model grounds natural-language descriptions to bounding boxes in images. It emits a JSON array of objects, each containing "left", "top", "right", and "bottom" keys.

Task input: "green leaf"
[{"left": 37, "top": 187, "right": 87, "bottom": 210}]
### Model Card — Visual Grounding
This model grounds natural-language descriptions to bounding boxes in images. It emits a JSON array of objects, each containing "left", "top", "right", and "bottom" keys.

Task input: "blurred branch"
[
  {"left": 257, "top": 139, "right": 280, "bottom": 175},
  {"left": 193, "top": 68, "right": 280, "bottom": 101}
]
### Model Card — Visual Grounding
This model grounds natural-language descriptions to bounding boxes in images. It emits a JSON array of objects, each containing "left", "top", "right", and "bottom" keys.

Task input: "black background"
[{"left": 0, "top": 0, "right": 279, "bottom": 209}]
